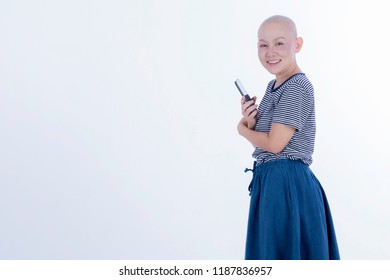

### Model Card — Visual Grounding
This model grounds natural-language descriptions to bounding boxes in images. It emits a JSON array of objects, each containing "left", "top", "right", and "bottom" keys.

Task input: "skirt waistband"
[
  {"left": 244, "top": 159, "right": 307, "bottom": 195},
  {"left": 245, "top": 159, "right": 306, "bottom": 174}
]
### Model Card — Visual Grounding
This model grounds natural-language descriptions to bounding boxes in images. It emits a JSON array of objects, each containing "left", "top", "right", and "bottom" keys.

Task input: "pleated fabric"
[{"left": 245, "top": 159, "right": 340, "bottom": 260}]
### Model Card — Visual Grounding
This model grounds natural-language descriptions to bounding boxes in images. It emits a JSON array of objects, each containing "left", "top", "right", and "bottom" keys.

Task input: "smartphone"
[{"left": 234, "top": 79, "right": 251, "bottom": 102}]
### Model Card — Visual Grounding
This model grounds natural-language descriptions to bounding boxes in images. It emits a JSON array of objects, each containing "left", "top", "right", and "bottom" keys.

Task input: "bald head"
[
  {"left": 258, "top": 15, "right": 298, "bottom": 40},
  {"left": 256, "top": 15, "right": 303, "bottom": 78}
]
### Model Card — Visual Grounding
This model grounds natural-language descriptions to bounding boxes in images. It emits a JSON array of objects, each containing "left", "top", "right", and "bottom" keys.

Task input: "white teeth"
[{"left": 268, "top": 60, "right": 280, "bottom": 64}]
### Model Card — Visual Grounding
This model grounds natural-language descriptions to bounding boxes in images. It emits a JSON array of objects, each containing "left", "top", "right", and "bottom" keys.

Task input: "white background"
[{"left": 0, "top": 0, "right": 389, "bottom": 259}]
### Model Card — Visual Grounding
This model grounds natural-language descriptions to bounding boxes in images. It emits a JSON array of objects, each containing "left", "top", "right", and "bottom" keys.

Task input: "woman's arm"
[{"left": 237, "top": 118, "right": 296, "bottom": 154}]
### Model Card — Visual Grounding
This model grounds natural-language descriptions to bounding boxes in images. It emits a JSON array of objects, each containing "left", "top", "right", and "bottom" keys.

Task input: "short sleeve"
[{"left": 272, "top": 82, "right": 313, "bottom": 131}]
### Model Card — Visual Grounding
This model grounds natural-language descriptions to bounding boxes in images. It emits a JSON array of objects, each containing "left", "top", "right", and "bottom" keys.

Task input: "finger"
[
  {"left": 242, "top": 103, "right": 253, "bottom": 116},
  {"left": 249, "top": 108, "right": 258, "bottom": 117},
  {"left": 252, "top": 96, "right": 257, "bottom": 103},
  {"left": 243, "top": 102, "right": 256, "bottom": 114},
  {"left": 241, "top": 95, "right": 255, "bottom": 105},
  {"left": 242, "top": 98, "right": 255, "bottom": 110}
]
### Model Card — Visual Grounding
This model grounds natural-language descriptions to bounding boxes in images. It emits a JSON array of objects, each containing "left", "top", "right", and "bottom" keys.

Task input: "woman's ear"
[{"left": 295, "top": 37, "right": 303, "bottom": 53}]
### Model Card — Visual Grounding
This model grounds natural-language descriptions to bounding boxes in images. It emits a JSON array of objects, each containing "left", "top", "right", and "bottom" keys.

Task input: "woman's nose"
[{"left": 266, "top": 47, "right": 276, "bottom": 57}]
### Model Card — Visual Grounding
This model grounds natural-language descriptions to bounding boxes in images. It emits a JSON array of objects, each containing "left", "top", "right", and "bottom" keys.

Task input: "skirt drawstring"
[{"left": 244, "top": 161, "right": 257, "bottom": 196}]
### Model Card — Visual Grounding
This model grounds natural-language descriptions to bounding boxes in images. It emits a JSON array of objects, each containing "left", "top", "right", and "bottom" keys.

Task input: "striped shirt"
[{"left": 252, "top": 73, "right": 316, "bottom": 165}]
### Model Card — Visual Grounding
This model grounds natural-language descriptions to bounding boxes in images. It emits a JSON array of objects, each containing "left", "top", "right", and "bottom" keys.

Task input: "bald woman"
[{"left": 237, "top": 15, "right": 340, "bottom": 260}]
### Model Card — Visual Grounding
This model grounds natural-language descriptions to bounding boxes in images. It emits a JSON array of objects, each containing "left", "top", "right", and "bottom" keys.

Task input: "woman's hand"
[{"left": 240, "top": 96, "right": 258, "bottom": 130}]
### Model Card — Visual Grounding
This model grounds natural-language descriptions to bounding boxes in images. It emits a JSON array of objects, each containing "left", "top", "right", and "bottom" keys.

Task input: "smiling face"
[{"left": 257, "top": 16, "right": 303, "bottom": 82}]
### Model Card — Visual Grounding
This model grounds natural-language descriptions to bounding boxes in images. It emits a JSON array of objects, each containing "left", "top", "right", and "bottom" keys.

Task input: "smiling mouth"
[{"left": 267, "top": 60, "right": 281, "bottom": 64}]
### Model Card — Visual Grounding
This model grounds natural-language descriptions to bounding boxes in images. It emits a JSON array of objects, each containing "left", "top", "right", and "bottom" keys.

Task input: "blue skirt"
[{"left": 245, "top": 159, "right": 340, "bottom": 260}]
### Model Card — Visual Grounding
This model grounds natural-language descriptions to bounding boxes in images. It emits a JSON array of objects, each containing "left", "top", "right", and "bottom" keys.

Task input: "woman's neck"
[{"left": 274, "top": 65, "right": 302, "bottom": 88}]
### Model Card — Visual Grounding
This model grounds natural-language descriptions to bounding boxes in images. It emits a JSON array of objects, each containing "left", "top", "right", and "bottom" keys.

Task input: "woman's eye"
[
  {"left": 259, "top": 44, "right": 267, "bottom": 48},
  {"left": 276, "top": 42, "right": 284, "bottom": 46}
]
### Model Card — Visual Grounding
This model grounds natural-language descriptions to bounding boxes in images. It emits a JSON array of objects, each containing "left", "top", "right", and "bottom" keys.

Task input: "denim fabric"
[{"left": 245, "top": 159, "right": 340, "bottom": 260}]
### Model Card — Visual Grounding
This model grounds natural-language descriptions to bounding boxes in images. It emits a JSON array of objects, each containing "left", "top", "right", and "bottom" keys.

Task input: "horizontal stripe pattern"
[{"left": 252, "top": 73, "right": 315, "bottom": 165}]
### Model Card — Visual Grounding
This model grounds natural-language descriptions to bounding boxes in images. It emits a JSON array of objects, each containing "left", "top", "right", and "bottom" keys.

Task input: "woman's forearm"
[{"left": 238, "top": 120, "right": 296, "bottom": 154}]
